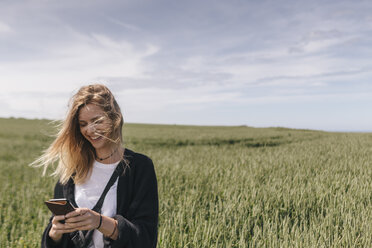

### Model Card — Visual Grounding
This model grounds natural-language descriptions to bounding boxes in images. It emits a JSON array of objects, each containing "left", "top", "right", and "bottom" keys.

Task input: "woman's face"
[{"left": 78, "top": 103, "right": 112, "bottom": 151}]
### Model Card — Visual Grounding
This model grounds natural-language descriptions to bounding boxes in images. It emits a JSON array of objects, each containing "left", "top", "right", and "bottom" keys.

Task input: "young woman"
[{"left": 34, "top": 84, "right": 158, "bottom": 248}]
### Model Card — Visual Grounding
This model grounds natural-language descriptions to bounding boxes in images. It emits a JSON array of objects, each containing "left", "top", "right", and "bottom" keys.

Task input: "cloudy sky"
[{"left": 0, "top": 0, "right": 372, "bottom": 131}]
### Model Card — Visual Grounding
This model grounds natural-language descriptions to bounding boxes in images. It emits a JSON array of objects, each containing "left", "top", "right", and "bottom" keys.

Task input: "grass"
[{"left": 0, "top": 117, "right": 371, "bottom": 247}]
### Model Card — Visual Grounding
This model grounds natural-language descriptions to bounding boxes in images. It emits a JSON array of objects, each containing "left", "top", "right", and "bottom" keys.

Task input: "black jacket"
[{"left": 41, "top": 148, "right": 158, "bottom": 248}]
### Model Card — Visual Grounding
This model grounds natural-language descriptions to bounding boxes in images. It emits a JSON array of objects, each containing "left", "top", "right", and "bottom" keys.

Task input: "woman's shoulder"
[
  {"left": 124, "top": 148, "right": 153, "bottom": 165},
  {"left": 123, "top": 148, "right": 155, "bottom": 175}
]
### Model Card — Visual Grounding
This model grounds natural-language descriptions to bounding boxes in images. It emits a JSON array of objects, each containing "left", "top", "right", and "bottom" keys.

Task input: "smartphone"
[{"left": 44, "top": 198, "right": 75, "bottom": 216}]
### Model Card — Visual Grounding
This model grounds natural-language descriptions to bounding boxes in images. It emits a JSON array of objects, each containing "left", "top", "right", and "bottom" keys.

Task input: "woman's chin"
[{"left": 90, "top": 138, "right": 106, "bottom": 149}]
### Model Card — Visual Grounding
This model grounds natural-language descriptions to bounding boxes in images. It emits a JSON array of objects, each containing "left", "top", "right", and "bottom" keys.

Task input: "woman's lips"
[{"left": 90, "top": 136, "right": 103, "bottom": 142}]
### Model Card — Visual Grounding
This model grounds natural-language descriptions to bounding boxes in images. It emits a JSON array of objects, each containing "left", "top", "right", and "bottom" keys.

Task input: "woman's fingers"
[
  {"left": 65, "top": 219, "right": 92, "bottom": 230},
  {"left": 52, "top": 215, "right": 65, "bottom": 223},
  {"left": 65, "top": 209, "right": 93, "bottom": 223},
  {"left": 50, "top": 216, "right": 77, "bottom": 236},
  {"left": 64, "top": 208, "right": 100, "bottom": 230},
  {"left": 51, "top": 224, "right": 78, "bottom": 234},
  {"left": 65, "top": 213, "right": 86, "bottom": 223},
  {"left": 65, "top": 208, "right": 88, "bottom": 218}
]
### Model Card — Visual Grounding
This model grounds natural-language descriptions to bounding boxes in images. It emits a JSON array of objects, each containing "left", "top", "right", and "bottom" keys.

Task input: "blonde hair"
[{"left": 32, "top": 84, "right": 124, "bottom": 185}]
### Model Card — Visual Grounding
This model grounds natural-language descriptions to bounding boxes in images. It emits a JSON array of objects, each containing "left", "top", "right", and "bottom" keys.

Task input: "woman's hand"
[
  {"left": 48, "top": 215, "right": 77, "bottom": 243},
  {"left": 48, "top": 208, "right": 118, "bottom": 242},
  {"left": 64, "top": 208, "right": 101, "bottom": 231}
]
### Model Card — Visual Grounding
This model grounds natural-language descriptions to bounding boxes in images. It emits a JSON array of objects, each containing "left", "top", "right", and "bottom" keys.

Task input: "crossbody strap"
[{"left": 92, "top": 160, "right": 124, "bottom": 212}]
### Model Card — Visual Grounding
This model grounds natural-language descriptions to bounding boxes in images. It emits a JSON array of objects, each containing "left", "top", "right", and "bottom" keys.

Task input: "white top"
[{"left": 75, "top": 160, "right": 120, "bottom": 248}]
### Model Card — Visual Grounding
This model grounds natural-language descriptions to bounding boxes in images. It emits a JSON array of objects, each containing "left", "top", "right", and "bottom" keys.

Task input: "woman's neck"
[{"left": 95, "top": 145, "right": 124, "bottom": 164}]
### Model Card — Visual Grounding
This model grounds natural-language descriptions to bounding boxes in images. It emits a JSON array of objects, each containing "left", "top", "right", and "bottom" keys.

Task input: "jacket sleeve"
[
  {"left": 109, "top": 155, "right": 159, "bottom": 248},
  {"left": 41, "top": 182, "right": 72, "bottom": 248}
]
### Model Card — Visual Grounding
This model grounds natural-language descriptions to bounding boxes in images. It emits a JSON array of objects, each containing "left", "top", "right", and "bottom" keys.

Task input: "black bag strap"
[
  {"left": 92, "top": 161, "right": 123, "bottom": 212},
  {"left": 67, "top": 160, "right": 124, "bottom": 248}
]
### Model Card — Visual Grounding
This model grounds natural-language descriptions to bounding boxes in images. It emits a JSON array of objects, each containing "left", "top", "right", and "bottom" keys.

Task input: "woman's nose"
[{"left": 87, "top": 124, "right": 96, "bottom": 134}]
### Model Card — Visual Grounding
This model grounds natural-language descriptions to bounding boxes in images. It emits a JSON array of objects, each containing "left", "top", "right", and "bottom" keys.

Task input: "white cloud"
[
  {"left": 106, "top": 17, "right": 141, "bottom": 31},
  {"left": 0, "top": 91, "right": 69, "bottom": 119},
  {"left": 0, "top": 21, "right": 12, "bottom": 33},
  {"left": 235, "top": 91, "right": 372, "bottom": 105},
  {"left": 0, "top": 31, "right": 159, "bottom": 92}
]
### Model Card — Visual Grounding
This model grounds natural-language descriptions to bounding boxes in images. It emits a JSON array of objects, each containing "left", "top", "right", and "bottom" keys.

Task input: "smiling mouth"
[{"left": 90, "top": 136, "right": 103, "bottom": 141}]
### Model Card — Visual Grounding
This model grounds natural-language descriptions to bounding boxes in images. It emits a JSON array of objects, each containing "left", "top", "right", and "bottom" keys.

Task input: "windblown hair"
[{"left": 31, "top": 84, "right": 124, "bottom": 185}]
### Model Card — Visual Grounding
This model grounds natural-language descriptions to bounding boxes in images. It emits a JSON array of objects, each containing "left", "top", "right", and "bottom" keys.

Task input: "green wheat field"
[{"left": 0, "top": 117, "right": 371, "bottom": 247}]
